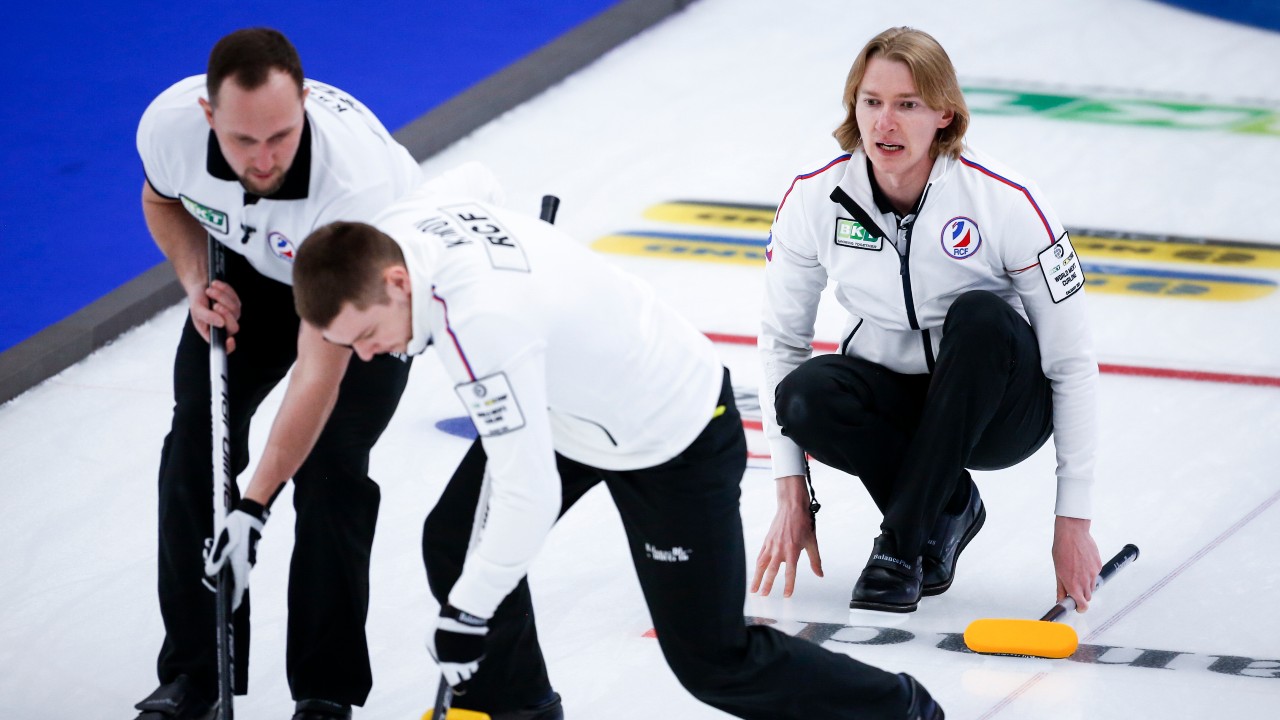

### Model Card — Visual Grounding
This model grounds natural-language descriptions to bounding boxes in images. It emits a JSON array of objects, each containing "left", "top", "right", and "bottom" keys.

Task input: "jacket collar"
[{"left": 856, "top": 149, "right": 958, "bottom": 218}]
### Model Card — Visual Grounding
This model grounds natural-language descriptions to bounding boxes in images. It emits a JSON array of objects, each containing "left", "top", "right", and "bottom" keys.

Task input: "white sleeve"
[
  {"left": 1010, "top": 228, "right": 1100, "bottom": 520},
  {"left": 444, "top": 331, "right": 561, "bottom": 620},
  {"left": 758, "top": 196, "right": 828, "bottom": 480},
  {"left": 136, "top": 96, "right": 178, "bottom": 199}
]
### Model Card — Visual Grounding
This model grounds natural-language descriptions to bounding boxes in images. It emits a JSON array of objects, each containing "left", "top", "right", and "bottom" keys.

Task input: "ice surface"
[{"left": 3, "top": 0, "right": 1279, "bottom": 717}]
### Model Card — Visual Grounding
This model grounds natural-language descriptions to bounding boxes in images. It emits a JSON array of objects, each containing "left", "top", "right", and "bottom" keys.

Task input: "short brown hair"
[
  {"left": 293, "top": 221, "right": 406, "bottom": 328},
  {"left": 833, "top": 27, "right": 969, "bottom": 160},
  {"left": 207, "top": 28, "right": 305, "bottom": 105}
]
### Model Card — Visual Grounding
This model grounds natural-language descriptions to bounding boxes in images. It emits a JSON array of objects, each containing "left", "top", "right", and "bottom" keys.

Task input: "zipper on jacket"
[
  {"left": 898, "top": 185, "right": 935, "bottom": 371},
  {"left": 896, "top": 190, "right": 925, "bottom": 330},
  {"left": 832, "top": 184, "right": 938, "bottom": 370}
]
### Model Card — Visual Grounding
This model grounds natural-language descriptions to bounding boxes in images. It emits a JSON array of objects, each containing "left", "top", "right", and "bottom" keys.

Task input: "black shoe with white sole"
[{"left": 850, "top": 534, "right": 923, "bottom": 613}]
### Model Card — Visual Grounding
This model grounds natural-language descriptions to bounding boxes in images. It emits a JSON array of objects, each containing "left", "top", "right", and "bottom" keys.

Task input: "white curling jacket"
[
  {"left": 137, "top": 75, "right": 421, "bottom": 285},
  {"left": 379, "top": 167, "right": 724, "bottom": 618},
  {"left": 759, "top": 147, "right": 1098, "bottom": 519}
]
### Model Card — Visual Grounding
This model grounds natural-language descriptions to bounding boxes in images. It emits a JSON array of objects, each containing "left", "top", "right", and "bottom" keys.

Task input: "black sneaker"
[
  {"left": 484, "top": 692, "right": 564, "bottom": 720},
  {"left": 292, "top": 699, "right": 352, "bottom": 720},
  {"left": 921, "top": 479, "right": 985, "bottom": 596},
  {"left": 850, "top": 534, "right": 923, "bottom": 613},
  {"left": 133, "top": 675, "right": 217, "bottom": 720},
  {"left": 900, "top": 673, "right": 944, "bottom": 719}
]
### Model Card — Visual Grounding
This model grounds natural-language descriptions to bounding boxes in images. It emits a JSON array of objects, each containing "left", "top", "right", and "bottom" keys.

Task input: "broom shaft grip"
[
  {"left": 1098, "top": 543, "right": 1140, "bottom": 587},
  {"left": 1039, "top": 544, "right": 1139, "bottom": 622}
]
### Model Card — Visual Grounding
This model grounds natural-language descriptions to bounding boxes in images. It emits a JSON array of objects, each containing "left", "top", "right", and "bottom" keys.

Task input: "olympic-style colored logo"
[
  {"left": 941, "top": 217, "right": 981, "bottom": 260},
  {"left": 268, "top": 231, "right": 296, "bottom": 262}
]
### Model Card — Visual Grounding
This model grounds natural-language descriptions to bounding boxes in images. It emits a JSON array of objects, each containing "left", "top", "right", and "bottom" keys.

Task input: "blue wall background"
[
  {"left": 1159, "top": 0, "right": 1280, "bottom": 31},
  {"left": 0, "top": 1, "right": 620, "bottom": 352},
  {"left": 3, "top": 0, "right": 1273, "bottom": 354}
]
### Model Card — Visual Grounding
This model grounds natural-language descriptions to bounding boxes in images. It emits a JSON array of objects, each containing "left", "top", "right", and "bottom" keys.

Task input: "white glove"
[
  {"left": 202, "top": 499, "right": 268, "bottom": 612},
  {"left": 427, "top": 604, "right": 490, "bottom": 691}
]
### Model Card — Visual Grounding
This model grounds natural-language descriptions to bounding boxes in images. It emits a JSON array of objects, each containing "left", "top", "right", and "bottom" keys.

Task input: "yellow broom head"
[{"left": 963, "top": 618, "right": 1079, "bottom": 659}]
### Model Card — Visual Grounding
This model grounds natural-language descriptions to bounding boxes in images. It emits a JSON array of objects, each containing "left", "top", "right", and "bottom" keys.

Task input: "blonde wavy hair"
[{"left": 833, "top": 27, "right": 969, "bottom": 160}]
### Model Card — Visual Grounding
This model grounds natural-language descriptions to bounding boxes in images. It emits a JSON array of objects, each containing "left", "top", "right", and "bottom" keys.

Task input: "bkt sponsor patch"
[
  {"left": 1039, "top": 235, "right": 1085, "bottom": 302},
  {"left": 455, "top": 372, "right": 525, "bottom": 437},
  {"left": 180, "top": 195, "right": 229, "bottom": 235},
  {"left": 941, "top": 217, "right": 981, "bottom": 259},
  {"left": 834, "top": 217, "right": 881, "bottom": 250},
  {"left": 268, "top": 231, "right": 296, "bottom": 262}
]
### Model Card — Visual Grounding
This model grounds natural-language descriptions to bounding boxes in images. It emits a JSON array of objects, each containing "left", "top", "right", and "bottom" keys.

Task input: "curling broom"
[{"left": 963, "top": 543, "right": 1139, "bottom": 659}]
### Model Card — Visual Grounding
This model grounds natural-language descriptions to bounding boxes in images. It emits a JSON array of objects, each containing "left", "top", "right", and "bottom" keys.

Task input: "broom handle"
[{"left": 1041, "top": 544, "right": 1140, "bottom": 622}]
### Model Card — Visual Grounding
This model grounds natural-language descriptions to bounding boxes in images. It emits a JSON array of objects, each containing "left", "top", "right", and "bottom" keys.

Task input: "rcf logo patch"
[
  {"left": 269, "top": 232, "right": 296, "bottom": 262},
  {"left": 941, "top": 217, "right": 981, "bottom": 259}
]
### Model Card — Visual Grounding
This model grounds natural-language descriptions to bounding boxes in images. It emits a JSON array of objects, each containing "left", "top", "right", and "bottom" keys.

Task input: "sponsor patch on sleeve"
[
  {"left": 454, "top": 372, "right": 526, "bottom": 436},
  {"left": 1038, "top": 235, "right": 1085, "bottom": 303}
]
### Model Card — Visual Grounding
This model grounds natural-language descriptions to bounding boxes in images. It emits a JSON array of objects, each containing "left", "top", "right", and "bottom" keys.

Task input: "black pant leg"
[
  {"left": 286, "top": 351, "right": 411, "bottom": 705},
  {"left": 608, "top": 371, "right": 907, "bottom": 720},
  {"left": 774, "top": 354, "right": 929, "bottom": 513},
  {"left": 155, "top": 255, "right": 297, "bottom": 697},
  {"left": 421, "top": 439, "right": 601, "bottom": 714},
  {"left": 884, "top": 290, "right": 1053, "bottom": 556}
]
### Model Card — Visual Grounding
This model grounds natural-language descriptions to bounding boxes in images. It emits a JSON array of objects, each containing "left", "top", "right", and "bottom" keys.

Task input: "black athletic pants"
[
  {"left": 775, "top": 290, "right": 1054, "bottom": 558},
  {"left": 423, "top": 369, "right": 911, "bottom": 719},
  {"left": 154, "top": 250, "right": 410, "bottom": 705}
]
